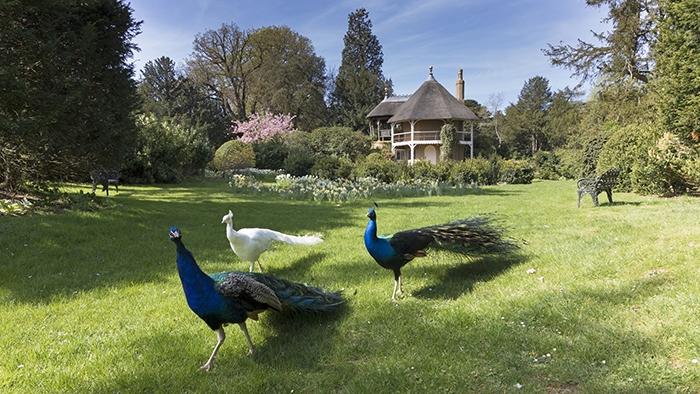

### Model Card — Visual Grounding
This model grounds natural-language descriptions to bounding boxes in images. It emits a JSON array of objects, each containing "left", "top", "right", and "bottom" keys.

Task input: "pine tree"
[
  {"left": 0, "top": 0, "right": 141, "bottom": 191},
  {"left": 655, "top": 0, "right": 700, "bottom": 144},
  {"left": 543, "top": 0, "right": 658, "bottom": 87},
  {"left": 331, "top": 8, "right": 387, "bottom": 132},
  {"left": 502, "top": 76, "right": 553, "bottom": 155}
]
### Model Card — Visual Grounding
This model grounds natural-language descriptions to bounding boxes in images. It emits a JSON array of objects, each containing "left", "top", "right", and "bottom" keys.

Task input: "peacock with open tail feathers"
[
  {"left": 363, "top": 206, "right": 518, "bottom": 302},
  {"left": 168, "top": 226, "right": 343, "bottom": 371}
]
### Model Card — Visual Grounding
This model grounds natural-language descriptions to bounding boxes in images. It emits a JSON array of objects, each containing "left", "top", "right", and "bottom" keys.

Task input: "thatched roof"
[
  {"left": 366, "top": 95, "right": 411, "bottom": 118},
  {"left": 388, "top": 77, "right": 478, "bottom": 123}
]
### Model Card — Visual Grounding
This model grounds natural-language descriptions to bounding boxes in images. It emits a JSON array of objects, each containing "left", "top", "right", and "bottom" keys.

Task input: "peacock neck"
[
  {"left": 174, "top": 240, "right": 213, "bottom": 287},
  {"left": 226, "top": 222, "right": 240, "bottom": 241},
  {"left": 365, "top": 218, "right": 378, "bottom": 241}
]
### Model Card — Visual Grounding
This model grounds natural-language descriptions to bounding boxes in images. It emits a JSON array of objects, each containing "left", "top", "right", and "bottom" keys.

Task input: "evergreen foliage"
[
  {"left": 0, "top": 0, "right": 141, "bottom": 192},
  {"left": 544, "top": 0, "right": 657, "bottom": 86},
  {"left": 502, "top": 76, "right": 553, "bottom": 156},
  {"left": 655, "top": 0, "right": 700, "bottom": 145},
  {"left": 123, "top": 115, "right": 211, "bottom": 183},
  {"left": 440, "top": 123, "right": 457, "bottom": 162},
  {"left": 247, "top": 27, "right": 328, "bottom": 130},
  {"left": 330, "top": 9, "right": 388, "bottom": 132},
  {"left": 211, "top": 140, "right": 255, "bottom": 172},
  {"left": 139, "top": 56, "right": 229, "bottom": 147},
  {"left": 253, "top": 137, "right": 288, "bottom": 170}
]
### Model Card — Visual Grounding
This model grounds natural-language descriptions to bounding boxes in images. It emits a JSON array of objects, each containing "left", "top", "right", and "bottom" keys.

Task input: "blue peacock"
[
  {"left": 168, "top": 227, "right": 343, "bottom": 371},
  {"left": 363, "top": 207, "right": 518, "bottom": 302}
]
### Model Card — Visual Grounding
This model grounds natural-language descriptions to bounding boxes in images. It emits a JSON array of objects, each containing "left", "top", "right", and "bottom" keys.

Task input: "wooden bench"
[
  {"left": 577, "top": 168, "right": 620, "bottom": 207},
  {"left": 90, "top": 170, "right": 120, "bottom": 196}
]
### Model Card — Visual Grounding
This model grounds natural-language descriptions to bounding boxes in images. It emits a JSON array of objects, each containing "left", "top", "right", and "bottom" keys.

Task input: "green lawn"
[{"left": 1, "top": 179, "right": 699, "bottom": 392}]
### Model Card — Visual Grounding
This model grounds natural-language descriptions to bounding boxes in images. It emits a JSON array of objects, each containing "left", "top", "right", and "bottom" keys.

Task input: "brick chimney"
[{"left": 456, "top": 69, "right": 464, "bottom": 101}]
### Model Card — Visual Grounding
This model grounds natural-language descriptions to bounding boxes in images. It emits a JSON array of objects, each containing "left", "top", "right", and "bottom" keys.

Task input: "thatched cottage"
[{"left": 367, "top": 67, "right": 477, "bottom": 164}]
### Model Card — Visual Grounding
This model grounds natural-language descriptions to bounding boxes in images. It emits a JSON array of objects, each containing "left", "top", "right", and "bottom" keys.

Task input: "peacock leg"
[
  {"left": 200, "top": 327, "right": 225, "bottom": 372},
  {"left": 256, "top": 259, "right": 264, "bottom": 272},
  {"left": 248, "top": 261, "right": 255, "bottom": 273},
  {"left": 238, "top": 322, "right": 256, "bottom": 356},
  {"left": 398, "top": 275, "right": 404, "bottom": 295},
  {"left": 391, "top": 270, "right": 401, "bottom": 302}
]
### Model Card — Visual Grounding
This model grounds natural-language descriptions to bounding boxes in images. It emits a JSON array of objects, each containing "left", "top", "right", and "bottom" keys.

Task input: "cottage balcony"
[
  {"left": 392, "top": 130, "right": 472, "bottom": 146},
  {"left": 377, "top": 129, "right": 392, "bottom": 141}
]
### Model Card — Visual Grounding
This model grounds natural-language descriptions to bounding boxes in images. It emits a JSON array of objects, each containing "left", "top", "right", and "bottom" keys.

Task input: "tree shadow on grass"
[
  {"left": 343, "top": 275, "right": 681, "bottom": 392},
  {"left": 0, "top": 192, "right": 356, "bottom": 304},
  {"left": 269, "top": 252, "right": 327, "bottom": 279},
  {"left": 413, "top": 253, "right": 527, "bottom": 300}
]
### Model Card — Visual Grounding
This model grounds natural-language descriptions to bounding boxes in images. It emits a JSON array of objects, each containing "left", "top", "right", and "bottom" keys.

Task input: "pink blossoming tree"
[{"left": 233, "top": 112, "right": 296, "bottom": 143}]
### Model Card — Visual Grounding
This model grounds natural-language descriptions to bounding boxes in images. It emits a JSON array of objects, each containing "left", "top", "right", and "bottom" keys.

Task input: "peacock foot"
[
  {"left": 199, "top": 361, "right": 214, "bottom": 372},
  {"left": 247, "top": 348, "right": 256, "bottom": 357}
]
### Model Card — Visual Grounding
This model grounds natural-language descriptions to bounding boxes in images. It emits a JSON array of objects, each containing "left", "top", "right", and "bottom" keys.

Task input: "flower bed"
[{"left": 228, "top": 173, "right": 476, "bottom": 202}]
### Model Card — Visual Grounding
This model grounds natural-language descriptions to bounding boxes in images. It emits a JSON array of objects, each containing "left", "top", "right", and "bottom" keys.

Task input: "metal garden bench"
[
  {"left": 90, "top": 169, "right": 120, "bottom": 196},
  {"left": 577, "top": 168, "right": 620, "bottom": 207}
]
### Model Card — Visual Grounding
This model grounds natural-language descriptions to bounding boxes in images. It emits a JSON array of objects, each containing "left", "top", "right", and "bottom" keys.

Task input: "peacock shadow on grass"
[
  {"left": 253, "top": 305, "right": 349, "bottom": 370},
  {"left": 412, "top": 253, "right": 527, "bottom": 300},
  {"left": 268, "top": 252, "right": 327, "bottom": 279},
  {"left": 342, "top": 275, "right": 675, "bottom": 393},
  {"left": 79, "top": 275, "right": 673, "bottom": 393}
]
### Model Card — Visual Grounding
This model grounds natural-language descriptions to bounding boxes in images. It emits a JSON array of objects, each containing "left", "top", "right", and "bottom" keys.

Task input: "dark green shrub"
[
  {"left": 554, "top": 148, "right": 583, "bottom": 179},
  {"left": 449, "top": 158, "right": 498, "bottom": 185},
  {"left": 354, "top": 152, "right": 401, "bottom": 183},
  {"left": 284, "top": 154, "right": 315, "bottom": 177},
  {"left": 597, "top": 122, "right": 664, "bottom": 193},
  {"left": 410, "top": 161, "right": 438, "bottom": 180},
  {"left": 310, "top": 156, "right": 356, "bottom": 179},
  {"left": 440, "top": 123, "right": 457, "bottom": 161},
  {"left": 307, "top": 127, "right": 371, "bottom": 160},
  {"left": 253, "top": 137, "right": 287, "bottom": 169},
  {"left": 581, "top": 133, "right": 609, "bottom": 178},
  {"left": 211, "top": 140, "right": 255, "bottom": 172},
  {"left": 283, "top": 131, "right": 315, "bottom": 176},
  {"left": 434, "top": 161, "right": 453, "bottom": 182},
  {"left": 499, "top": 160, "right": 534, "bottom": 184},
  {"left": 123, "top": 114, "right": 212, "bottom": 183},
  {"left": 336, "top": 157, "right": 355, "bottom": 179},
  {"left": 531, "top": 151, "right": 560, "bottom": 180}
]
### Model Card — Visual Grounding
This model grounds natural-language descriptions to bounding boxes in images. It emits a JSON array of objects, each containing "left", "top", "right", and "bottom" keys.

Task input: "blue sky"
[{"left": 129, "top": 0, "right": 607, "bottom": 106}]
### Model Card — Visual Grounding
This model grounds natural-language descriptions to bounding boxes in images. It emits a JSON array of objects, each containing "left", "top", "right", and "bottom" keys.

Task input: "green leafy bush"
[
  {"left": 581, "top": 133, "right": 609, "bottom": 178},
  {"left": 253, "top": 137, "right": 287, "bottom": 169},
  {"left": 554, "top": 148, "right": 583, "bottom": 179},
  {"left": 306, "top": 127, "right": 371, "bottom": 160},
  {"left": 531, "top": 151, "right": 560, "bottom": 180},
  {"left": 354, "top": 152, "right": 403, "bottom": 183},
  {"left": 499, "top": 160, "right": 534, "bottom": 184},
  {"left": 648, "top": 132, "right": 700, "bottom": 194},
  {"left": 310, "top": 156, "right": 354, "bottom": 179},
  {"left": 448, "top": 158, "right": 500, "bottom": 185},
  {"left": 210, "top": 140, "right": 255, "bottom": 173},
  {"left": 597, "top": 122, "right": 664, "bottom": 193},
  {"left": 283, "top": 131, "right": 315, "bottom": 176},
  {"left": 124, "top": 114, "right": 212, "bottom": 183}
]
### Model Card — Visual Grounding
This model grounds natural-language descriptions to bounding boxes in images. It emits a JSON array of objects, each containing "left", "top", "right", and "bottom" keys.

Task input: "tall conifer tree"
[{"left": 331, "top": 8, "right": 388, "bottom": 132}]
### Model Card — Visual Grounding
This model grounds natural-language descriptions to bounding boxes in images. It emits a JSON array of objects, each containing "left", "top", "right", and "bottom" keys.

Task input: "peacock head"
[
  {"left": 221, "top": 210, "right": 234, "bottom": 225},
  {"left": 367, "top": 207, "right": 377, "bottom": 221},
  {"left": 168, "top": 226, "right": 182, "bottom": 240}
]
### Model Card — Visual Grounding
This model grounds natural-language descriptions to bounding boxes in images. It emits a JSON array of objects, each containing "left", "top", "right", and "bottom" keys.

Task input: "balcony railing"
[{"left": 392, "top": 130, "right": 472, "bottom": 144}]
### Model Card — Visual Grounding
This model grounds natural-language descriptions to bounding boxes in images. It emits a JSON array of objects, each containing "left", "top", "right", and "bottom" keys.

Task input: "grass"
[{"left": 1, "top": 179, "right": 699, "bottom": 392}]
